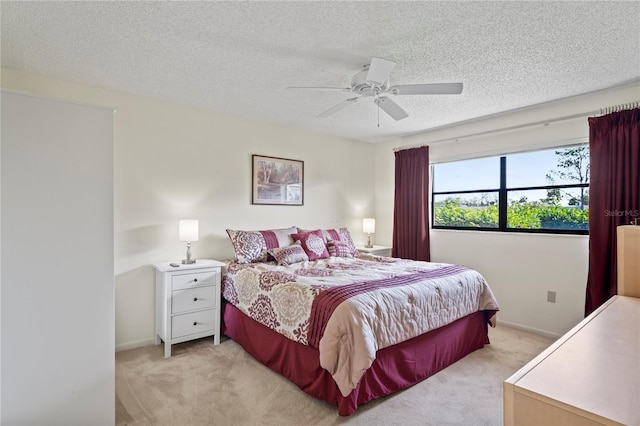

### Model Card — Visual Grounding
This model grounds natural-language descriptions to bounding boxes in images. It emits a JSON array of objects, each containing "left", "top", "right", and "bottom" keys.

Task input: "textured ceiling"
[{"left": 2, "top": 1, "right": 639, "bottom": 143}]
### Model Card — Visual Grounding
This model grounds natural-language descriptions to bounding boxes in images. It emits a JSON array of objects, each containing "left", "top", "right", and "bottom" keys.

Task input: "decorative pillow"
[
  {"left": 329, "top": 227, "right": 359, "bottom": 256},
  {"left": 268, "top": 244, "right": 309, "bottom": 266},
  {"left": 290, "top": 229, "right": 330, "bottom": 261},
  {"left": 298, "top": 227, "right": 359, "bottom": 257},
  {"left": 326, "top": 239, "right": 355, "bottom": 258},
  {"left": 226, "top": 226, "right": 297, "bottom": 264}
]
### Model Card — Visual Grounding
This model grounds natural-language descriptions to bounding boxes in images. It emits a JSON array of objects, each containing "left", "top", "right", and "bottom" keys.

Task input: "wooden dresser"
[
  {"left": 618, "top": 225, "right": 640, "bottom": 297},
  {"left": 504, "top": 225, "right": 640, "bottom": 425}
]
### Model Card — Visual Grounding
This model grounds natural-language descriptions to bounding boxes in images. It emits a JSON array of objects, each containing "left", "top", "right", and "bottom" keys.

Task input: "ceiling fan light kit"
[{"left": 288, "top": 57, "right": 463, "bottom": 122}]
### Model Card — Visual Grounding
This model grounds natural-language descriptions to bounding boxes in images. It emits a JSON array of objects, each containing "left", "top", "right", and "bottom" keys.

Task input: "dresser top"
[
  {"left": 153, "top": 259, "right": 225, "bottom": 272},
  {"left": 512, "top": 295, "right": 640, "bottom": 425}
]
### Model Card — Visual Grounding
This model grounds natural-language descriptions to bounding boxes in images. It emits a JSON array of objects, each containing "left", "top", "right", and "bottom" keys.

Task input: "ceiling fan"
[{"left": 287, "top": 57, "right": 463, "bottom": 121}]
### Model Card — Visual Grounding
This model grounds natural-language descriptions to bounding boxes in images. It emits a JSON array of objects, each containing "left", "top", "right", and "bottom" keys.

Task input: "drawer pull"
[
  {"left": 193, "top": 278, "right": 198, "bottom": 283},
  {"left": 193, "top": 297, "right": 198, "bottom": 302},
  {"left": 193, "top": 321, "right": 198, "bottom": 326}
]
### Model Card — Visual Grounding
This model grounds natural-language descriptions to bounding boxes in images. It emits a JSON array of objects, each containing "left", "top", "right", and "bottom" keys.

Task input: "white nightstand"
[
  {"left": 357, "top": 245, "right": 392, "bottom": 257},
  {"left": 153, "top": 259, "right": 225, "bottom": 357}
]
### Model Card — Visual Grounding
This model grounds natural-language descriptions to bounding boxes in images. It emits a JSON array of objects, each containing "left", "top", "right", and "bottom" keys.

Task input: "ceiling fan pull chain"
[{"left": 377, "top": 99, "right": 380, "bottom": 128}]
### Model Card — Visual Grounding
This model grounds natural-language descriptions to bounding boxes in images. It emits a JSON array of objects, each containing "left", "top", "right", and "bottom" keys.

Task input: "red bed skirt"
[{"left": 222, "top": 302, "right": 491, "bottom": 416}]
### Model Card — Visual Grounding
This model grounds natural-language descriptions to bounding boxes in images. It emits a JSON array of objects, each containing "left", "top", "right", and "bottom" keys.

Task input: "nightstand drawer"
[
  {"left": 172, "top": 286, "right": 216, "bottom": 314},
  {"left": 172, "top": 310, "right": 215, "bottom": 339},
  {"left": 172, "top": 270, "right": 219, "bottom": 290}
]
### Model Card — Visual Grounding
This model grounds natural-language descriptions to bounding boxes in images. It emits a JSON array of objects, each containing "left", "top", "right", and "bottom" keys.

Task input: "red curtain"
[
  {"left": 585, "top": 108, "right": 640, "bottom": 316},
  {"left": 392, "top": 146, "right": 430, "bottom": 261}
]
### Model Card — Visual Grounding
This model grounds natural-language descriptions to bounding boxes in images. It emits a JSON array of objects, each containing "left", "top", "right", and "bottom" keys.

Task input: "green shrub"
[{"left": 434, "top": 198, "right": 588, "bottom": 230}]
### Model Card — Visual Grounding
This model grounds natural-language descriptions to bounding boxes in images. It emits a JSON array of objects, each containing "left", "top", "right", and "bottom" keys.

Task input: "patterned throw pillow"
[
  {"left": 318, "top": 227, "right": 359, "bottom": 257},
  {"left": 290, "top": 229, "right": 330, "bottom": 261},
  {"left": 326, "top": 239, "right": 355, "bottom": 258},
  {"left": 297, "top": 227, "right": 359, "bottom": 255},
  {"left": 268, "top": 244, "right": 309, "bottom": 266},
  {"left": 226, "top": 226, "right": 297, "bottom": 263}
]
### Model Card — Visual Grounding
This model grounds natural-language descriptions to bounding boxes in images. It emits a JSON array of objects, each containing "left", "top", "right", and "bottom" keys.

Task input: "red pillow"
[{"left": 291, "top": 229, "right": 329, "bottom": 261}]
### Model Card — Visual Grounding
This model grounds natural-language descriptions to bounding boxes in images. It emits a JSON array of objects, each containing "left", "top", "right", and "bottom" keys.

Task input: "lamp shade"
[
  {"left": 179, "top": 220, "right": 199, "bottom": 242},
  {"left": 362, "top": 218, "right": 376, "bottom": 234}
]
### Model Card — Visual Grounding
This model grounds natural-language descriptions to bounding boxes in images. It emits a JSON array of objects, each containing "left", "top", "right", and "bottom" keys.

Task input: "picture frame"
[{"left": 252, "top": 154, "right": 304, "bottom": 206}]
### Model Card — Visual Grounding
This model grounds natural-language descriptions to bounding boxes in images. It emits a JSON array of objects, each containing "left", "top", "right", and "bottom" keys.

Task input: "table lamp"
[
  {"left": 363, "top": 218, "right": 375, "bottom": 248},
  {"left": 179, "top": 219, "right": 199, "bottom": 264}
]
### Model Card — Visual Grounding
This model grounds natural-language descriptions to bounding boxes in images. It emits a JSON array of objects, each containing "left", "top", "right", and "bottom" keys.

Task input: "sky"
[
  {"left": 433, "top": 145, "right": 589, "bottom": 205},
  {"left": 433, "top": 146, "right": 588, "bottom": 191}
]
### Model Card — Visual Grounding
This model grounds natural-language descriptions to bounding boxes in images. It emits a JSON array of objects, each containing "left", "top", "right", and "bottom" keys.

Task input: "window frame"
[{"left": 431, "top": 149, "right": 589, "bottom": 235}]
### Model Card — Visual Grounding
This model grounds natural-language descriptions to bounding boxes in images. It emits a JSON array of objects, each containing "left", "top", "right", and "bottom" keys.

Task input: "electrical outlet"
[{"left": 547, "top": 290, "right": 556, "bottom": 303}]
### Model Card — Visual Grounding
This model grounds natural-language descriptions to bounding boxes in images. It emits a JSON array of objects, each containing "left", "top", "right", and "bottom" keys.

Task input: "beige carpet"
[{"left": 116, "top": 325, "right": 553, "bottom": 426}]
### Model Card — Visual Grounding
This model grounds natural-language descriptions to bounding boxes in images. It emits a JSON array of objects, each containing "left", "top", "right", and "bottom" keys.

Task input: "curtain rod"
[
  {"left": 394, "top": 100, "right": 640, "bottom": 152},
  {"left": 598, "top": 100, "right": 640, "bottom": 116}
]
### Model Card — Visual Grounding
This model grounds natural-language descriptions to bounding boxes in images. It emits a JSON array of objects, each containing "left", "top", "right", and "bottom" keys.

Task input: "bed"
[{"left": 221, "top": 226, "right": 499, "bottom": 416}]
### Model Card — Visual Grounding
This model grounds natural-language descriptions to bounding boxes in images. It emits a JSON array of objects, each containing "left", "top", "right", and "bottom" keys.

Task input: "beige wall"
[
  {"left": 4, "top": 67, "right": 638, "bottom": 344},
  {"left": 1, "top": 69, "right": 375, "bottom": 350},
  {"left": 374, "top": 82, "right": 640, "bottom": 337}
]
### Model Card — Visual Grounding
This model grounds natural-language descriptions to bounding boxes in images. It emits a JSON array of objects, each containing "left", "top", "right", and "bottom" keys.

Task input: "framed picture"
[{"left": 252, "top": 155, "right": 304, "bottom": 206}]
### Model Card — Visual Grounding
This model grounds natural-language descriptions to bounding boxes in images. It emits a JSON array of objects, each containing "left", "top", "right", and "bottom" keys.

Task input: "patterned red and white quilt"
[{"left": 222, "top": 254, "right": 499, "bottom": 396}]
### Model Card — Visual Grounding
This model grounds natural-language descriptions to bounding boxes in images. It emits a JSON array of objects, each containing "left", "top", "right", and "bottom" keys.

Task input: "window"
[{"left": 432, "top": 145, "right": 589, "bottom": 234}]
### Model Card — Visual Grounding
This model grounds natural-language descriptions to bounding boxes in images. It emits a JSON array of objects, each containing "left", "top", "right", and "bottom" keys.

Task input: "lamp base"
[
  {"left": 365, "top": 233, "right": 373, "bottom": 248},
  {"left": 182, "top": 241, "right": 196, "bottom": 264},
  {"left": 364, "top": 244, "right": 373, "bottom": 248}
]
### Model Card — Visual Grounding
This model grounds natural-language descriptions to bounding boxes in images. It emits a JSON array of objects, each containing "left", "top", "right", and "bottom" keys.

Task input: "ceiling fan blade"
[
  {"left": 317, "top": 97, "right": 359, "bottom": 118},
  {"left": 388, "top": 83, "right": 463, "bottom": 95},
  {"left": 287, "top": 86, "right": 350, "bottom": 91},
  {"left": 366, "top": 58, "right": 396, "bottom": 85},
  {"left": 374, "top": 96, "right": 408, "bottom": 121}
]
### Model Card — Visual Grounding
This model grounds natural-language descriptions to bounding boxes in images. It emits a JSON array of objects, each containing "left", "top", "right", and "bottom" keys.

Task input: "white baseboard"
[
  {"left": 116, "top": 338, "right": 157, "bottom": 352},
  {"left": 496, "top": 319, "right": 562, "bottom": 340}
]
